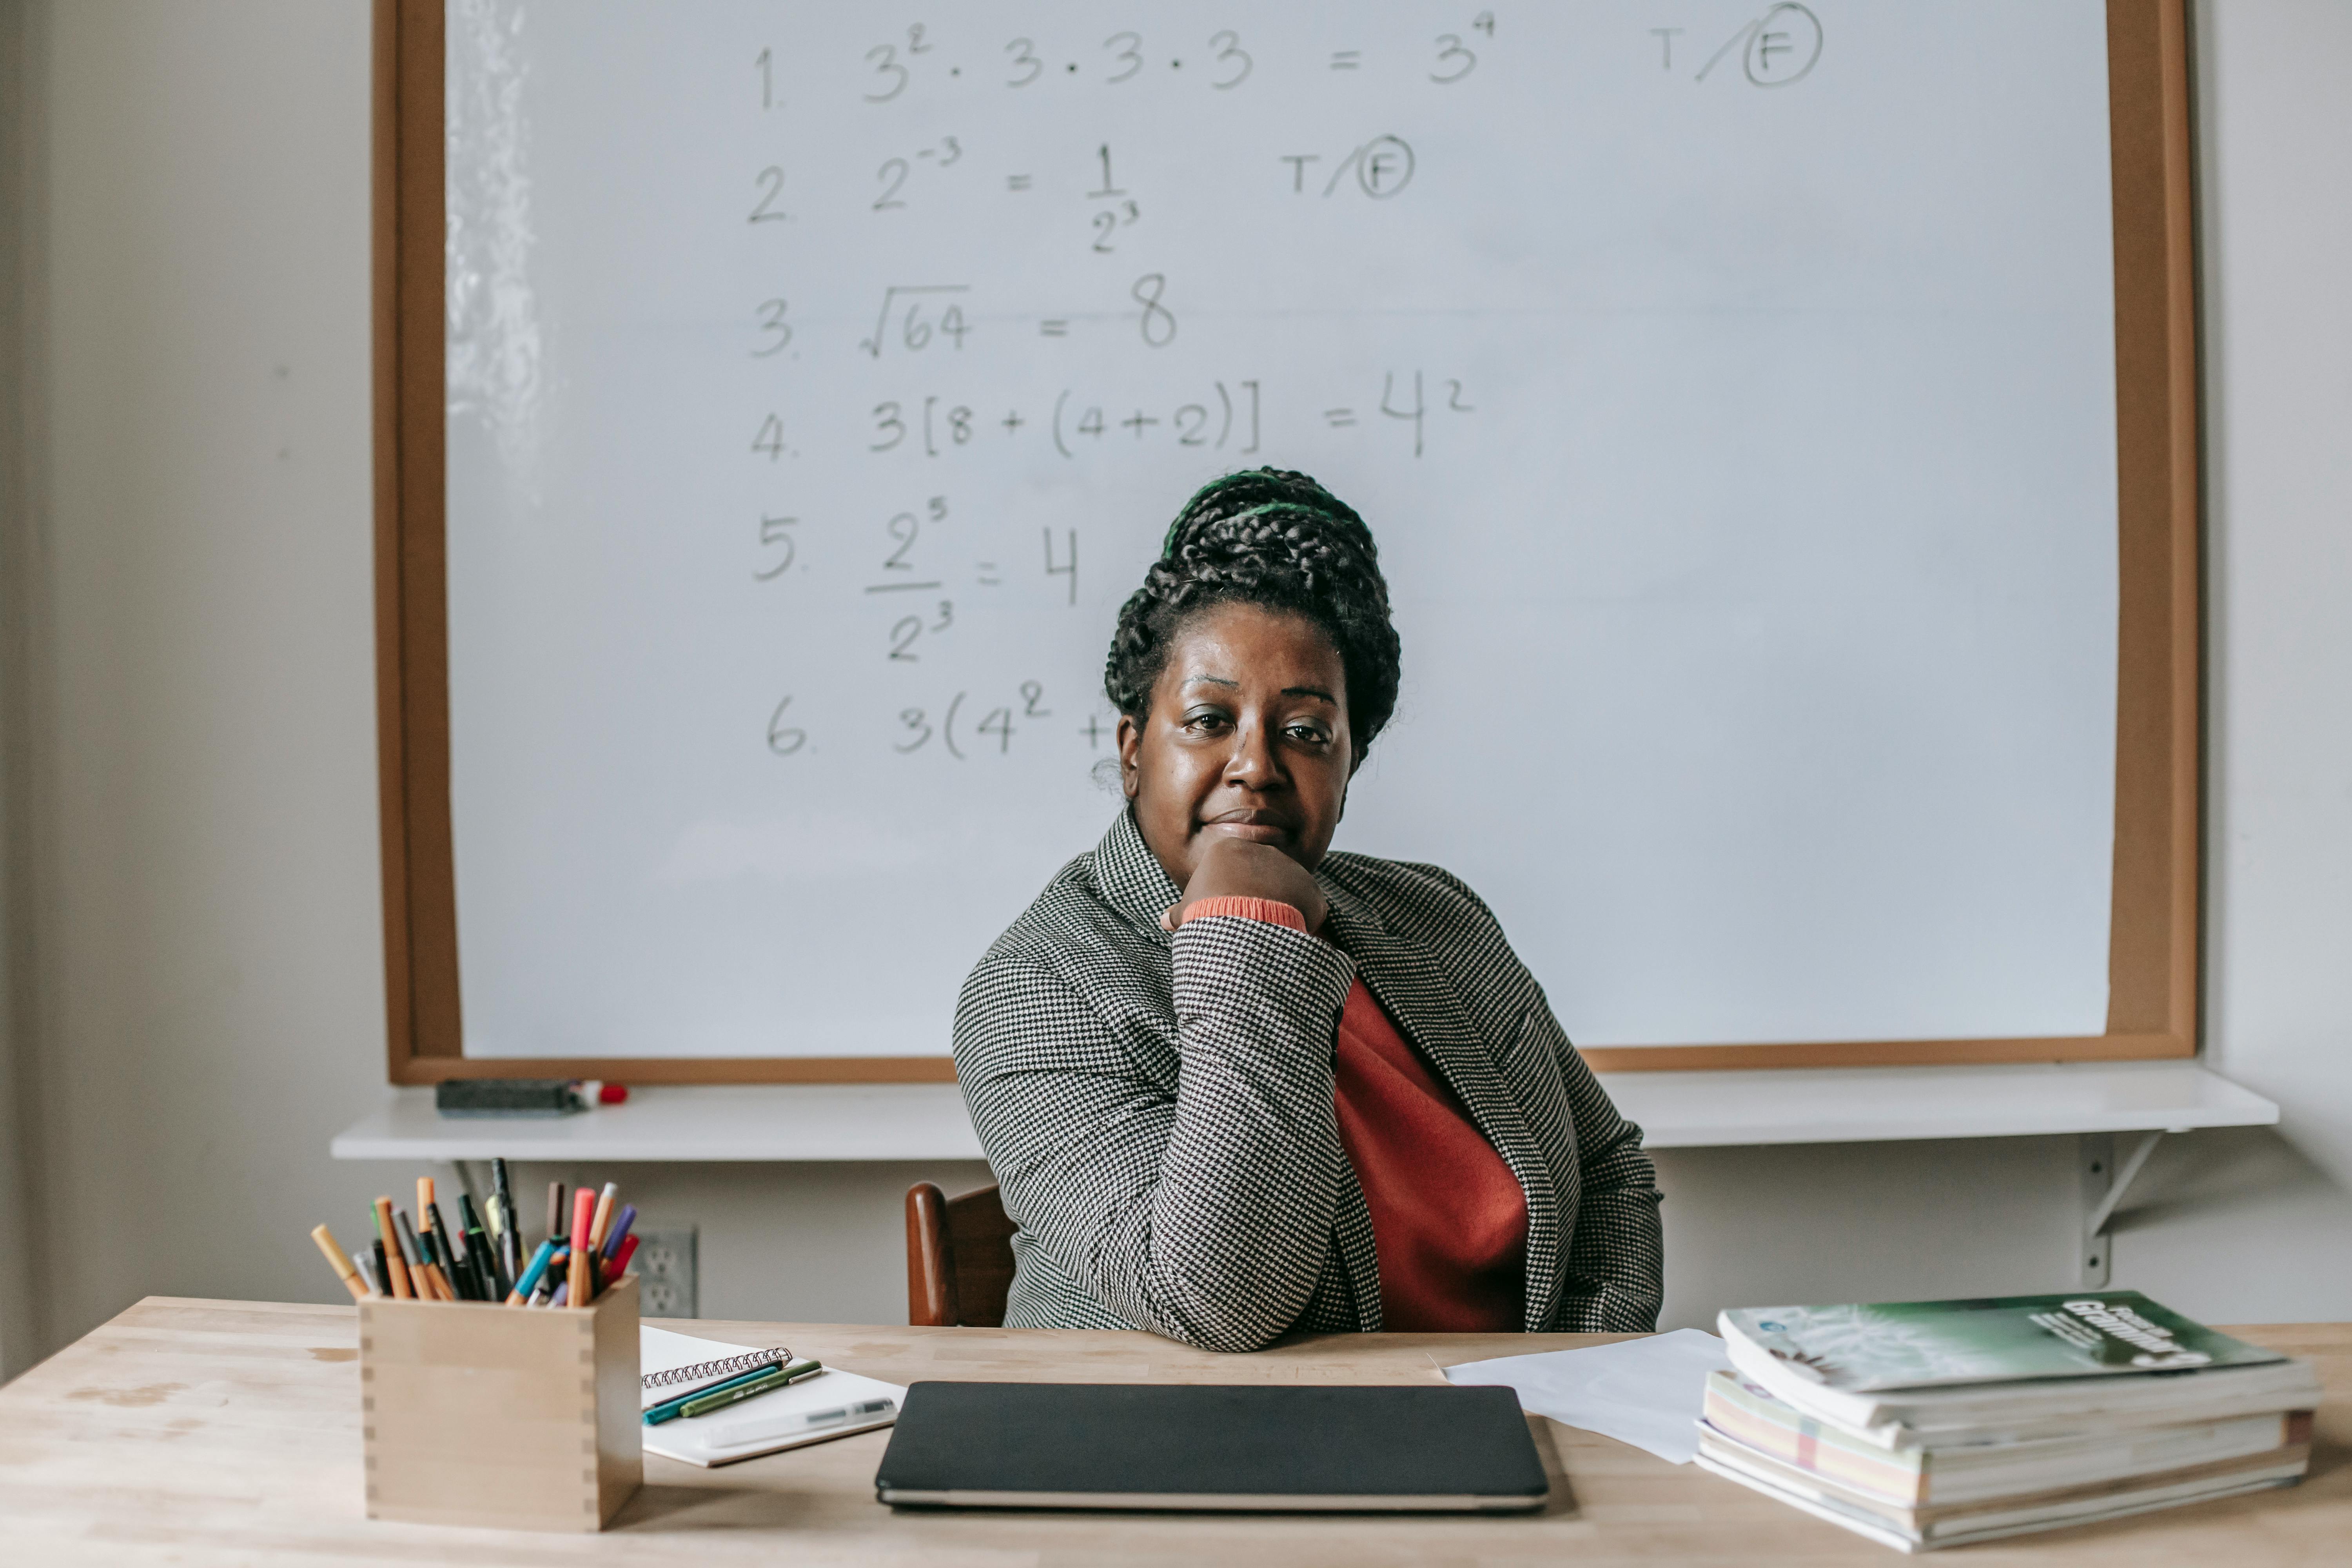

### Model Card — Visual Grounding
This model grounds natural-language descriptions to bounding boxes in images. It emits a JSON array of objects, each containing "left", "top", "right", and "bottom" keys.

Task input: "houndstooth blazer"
[{"left": 952, "top": 809, "right": 1664, "bottom": 1352}]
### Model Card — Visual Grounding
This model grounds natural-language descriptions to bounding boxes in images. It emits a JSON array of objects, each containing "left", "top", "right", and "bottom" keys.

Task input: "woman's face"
[{"left": 1118, "top": 601, "right": 1355, "bottom": 888}]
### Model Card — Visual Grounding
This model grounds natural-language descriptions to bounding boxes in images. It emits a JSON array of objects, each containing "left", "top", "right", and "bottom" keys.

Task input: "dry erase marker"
[{"left": 310, "top": 1224, "right": 368, "bottom": 1301}]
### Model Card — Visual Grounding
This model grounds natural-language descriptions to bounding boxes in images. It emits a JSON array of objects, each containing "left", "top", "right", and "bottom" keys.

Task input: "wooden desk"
[{"left": 1, "top": 1299, "right": 2343, "bottom": 1564}]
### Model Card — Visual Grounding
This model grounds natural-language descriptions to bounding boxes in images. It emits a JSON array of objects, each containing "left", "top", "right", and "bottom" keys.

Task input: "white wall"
[{"left": 1, "top": 0, "right": 2345, "bottom": 1378}]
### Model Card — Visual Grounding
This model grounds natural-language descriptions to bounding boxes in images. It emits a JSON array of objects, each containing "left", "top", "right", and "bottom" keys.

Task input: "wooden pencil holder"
[{"left": 359, "top": 1274, "right": 642, "bottom": 1532}]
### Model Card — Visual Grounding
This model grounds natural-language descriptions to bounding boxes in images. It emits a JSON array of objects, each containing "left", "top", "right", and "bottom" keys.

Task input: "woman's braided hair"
[{"left": 1105, "top": 468, "right": 1401, "bottom": 759}]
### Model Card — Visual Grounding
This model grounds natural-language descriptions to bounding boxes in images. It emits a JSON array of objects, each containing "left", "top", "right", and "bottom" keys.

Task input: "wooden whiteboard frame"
[{"left": 372, "top": 0, "right": 2201, "bottom": 1085}]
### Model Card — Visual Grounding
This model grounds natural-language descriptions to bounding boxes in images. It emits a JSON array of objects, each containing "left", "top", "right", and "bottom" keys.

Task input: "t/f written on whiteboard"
[{"left": 726, "top": 8, "right": 1819, "bottom": 763}]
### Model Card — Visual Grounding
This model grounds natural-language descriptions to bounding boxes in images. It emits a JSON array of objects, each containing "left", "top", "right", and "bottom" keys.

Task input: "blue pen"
[{"left": 505, "top": 1238, "right": 557, "bottom": 1306}]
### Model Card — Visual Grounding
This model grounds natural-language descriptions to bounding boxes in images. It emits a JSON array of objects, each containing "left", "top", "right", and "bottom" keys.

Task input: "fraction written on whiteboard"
[{"left": 445, "top": 3, "right": 2130, "bottom": 1061}]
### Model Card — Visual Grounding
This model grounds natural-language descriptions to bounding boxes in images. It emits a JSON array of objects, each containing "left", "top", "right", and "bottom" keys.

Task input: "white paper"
[
  {"left": 1445, "top": 1328, "right": 1731, "bottom": 1465},
  {"left": 637, "top": 1326, "right": 903, "bottom": 1468}
]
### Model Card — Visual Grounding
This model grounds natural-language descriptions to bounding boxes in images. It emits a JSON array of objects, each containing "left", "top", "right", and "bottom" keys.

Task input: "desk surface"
[
  {"left": 2, "top": 1299, "right": 2343, "bottom": 1564},
  {"left": 329, "top": 1061, "right": 2280, "bottom": 1162}
]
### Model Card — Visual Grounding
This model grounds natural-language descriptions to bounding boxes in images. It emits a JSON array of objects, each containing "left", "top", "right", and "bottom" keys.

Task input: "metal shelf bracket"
[{"left": 2078, "top": 1129, "right": 2177, "bottom": 1288}]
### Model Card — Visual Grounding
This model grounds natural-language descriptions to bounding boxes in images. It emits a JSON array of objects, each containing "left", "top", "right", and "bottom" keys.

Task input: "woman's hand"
[{"left": 1160, "top": 837, "right": 1328, "bottom": 935}]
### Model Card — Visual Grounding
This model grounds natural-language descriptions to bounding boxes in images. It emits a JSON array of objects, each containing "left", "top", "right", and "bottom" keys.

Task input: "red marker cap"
[{"left": 598, "top": 1083, "right": 629, "bottom": 1105}]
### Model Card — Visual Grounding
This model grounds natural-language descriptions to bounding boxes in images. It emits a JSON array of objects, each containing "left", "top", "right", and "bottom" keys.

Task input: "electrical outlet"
[{"left": 634, "top": 1226, "right": 698, "bottom": 1318}]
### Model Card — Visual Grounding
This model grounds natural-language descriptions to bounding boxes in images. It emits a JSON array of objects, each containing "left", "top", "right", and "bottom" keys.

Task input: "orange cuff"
[{"left": 1183, "top": 895, "right": 1308, "bottom": 933}]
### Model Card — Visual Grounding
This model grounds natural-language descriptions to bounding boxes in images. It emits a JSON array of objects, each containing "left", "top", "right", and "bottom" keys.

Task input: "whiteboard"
[{"left": 442, "top": 1, "right": 2118, "bottom": 1060}]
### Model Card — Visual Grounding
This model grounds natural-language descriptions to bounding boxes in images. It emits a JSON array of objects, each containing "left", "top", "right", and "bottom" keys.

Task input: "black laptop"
[{"left": 873, "top": 1382, "right": 1550, "bottom": 1512}]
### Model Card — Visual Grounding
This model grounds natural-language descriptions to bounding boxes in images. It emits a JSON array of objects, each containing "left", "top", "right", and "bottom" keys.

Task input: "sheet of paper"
[
  {"left": 1444, "top": 1328, "right": 1731, "bottom": 1465},
  {"left": 638, "top": 1325, "right": 903, "bottom": 1468}
]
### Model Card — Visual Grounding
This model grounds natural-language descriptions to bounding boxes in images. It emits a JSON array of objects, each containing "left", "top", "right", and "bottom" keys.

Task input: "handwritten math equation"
[{"left": 738, "top": 9, "right": 1824, "bottom": 761}]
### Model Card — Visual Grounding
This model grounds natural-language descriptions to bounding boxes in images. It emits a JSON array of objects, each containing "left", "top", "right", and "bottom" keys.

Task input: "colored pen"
[
  {"left": 644, "top": 1359, "right": 820, "bottom": 1425},
  {"left": 373, "top": 1197, "right": 414, "bottom": 1298},
  {"left": 546, "top": 1182, "right": 565, "bottom": 1250},
  {"left": 589, "top": 1182, "right": 620, "bottom": 1251},
  {"left": 426, "top": 1203, "right": 474, "bottom": 1300},
  {"left": 567, "top": 1186, "right": 596, "bottom": 1308},
  {"left": 310, "top": 1224, "right": 368, "bottom": 1301},
  {"left": 608, "top": 1234, "right": 640, "bottom": 1282},
  {"left": 440, "top": 1203, "right": 489, "bottom": 1298},
  {"left": 676, "top": 1363, "right": 811, "bottom": 1421},
  {"left": 356, "top": 1249, "right": 381, "bottom": 1297},
  {"left": 550, "top": 1280, "right": 569, "bottom": 1308},
  {"left": 370, "top": 1240, "right": 390, "bottom": 1296},
  {"left": 391, "top": 1208, "right": 430, "bottom": 1300},
  {"left": 392, "top": 1208, "right": 442, "bottom": 1301},
  {"left": 505, "top": 1238, "right": 557, "bottom": 1305},
  {"left": 423, "top": 1202, "right": 464, "bottom": 1298},
  {"left": 601, "top": 1204, "right": 637, "bottom": 1260}
]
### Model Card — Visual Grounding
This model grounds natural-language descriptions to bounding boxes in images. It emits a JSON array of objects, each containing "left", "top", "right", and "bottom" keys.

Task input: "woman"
[{"left": 954, "top": 469, "right": 1662, "bottom": 1351}]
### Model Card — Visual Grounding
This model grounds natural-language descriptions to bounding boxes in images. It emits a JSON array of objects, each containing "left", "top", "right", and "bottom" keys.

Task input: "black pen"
[
  {"left": 427, "top": 1202, "right": 477, "bottom": 1299},
  {"left": 459, "top": 1194, "right": 505, "bottom": 1298}
]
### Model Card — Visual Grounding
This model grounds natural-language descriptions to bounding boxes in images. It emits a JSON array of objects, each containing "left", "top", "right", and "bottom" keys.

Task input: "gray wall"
[{"left": 1, "top": 1, "right": 2345, "bottom": 1379}]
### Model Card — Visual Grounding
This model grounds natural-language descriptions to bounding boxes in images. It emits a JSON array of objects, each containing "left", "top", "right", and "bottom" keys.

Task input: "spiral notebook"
[{"left": 639, "top": 1327, "right": 904, "bottom": 1468}]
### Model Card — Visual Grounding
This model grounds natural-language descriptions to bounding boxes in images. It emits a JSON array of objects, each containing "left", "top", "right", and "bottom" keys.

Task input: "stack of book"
[{"left": 1701, "top": 1292, "right": 2319, "bottom": 1552}]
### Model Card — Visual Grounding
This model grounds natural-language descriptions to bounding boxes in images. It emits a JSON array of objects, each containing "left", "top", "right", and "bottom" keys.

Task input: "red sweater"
[{"left": 1185, "top": 897, "right": 1529, "bottom": 1331}]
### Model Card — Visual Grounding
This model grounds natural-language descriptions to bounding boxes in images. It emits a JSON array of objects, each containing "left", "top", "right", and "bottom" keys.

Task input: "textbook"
[
  {"left": 1700, "top": 1369, "right": 2311, "bottom": 1508},
  {"left": 1718, "top": 1293, "right": 2319, "bottom": 1440},
  {"left": 1700, "top": 1294, "right": 2316, "bottom": 1550},
  {"left": 1696, "top": 1436, "right": 2309, "bottom": 1552}
]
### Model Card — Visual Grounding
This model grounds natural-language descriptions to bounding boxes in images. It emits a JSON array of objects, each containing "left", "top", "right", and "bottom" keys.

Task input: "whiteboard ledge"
[{"left": 328, "top": 1063, "right": 2276, "bottom": 1163}]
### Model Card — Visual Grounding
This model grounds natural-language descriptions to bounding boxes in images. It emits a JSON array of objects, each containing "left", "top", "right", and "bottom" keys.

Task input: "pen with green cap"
[{"left": 673, "top": 1360, "right": 824, "bottom": 1421}]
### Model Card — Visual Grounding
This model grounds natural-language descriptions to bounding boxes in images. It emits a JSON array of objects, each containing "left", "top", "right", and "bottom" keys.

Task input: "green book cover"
[{"left": 1720, "top": 1292, "right": 2287, "bottom": 1392}]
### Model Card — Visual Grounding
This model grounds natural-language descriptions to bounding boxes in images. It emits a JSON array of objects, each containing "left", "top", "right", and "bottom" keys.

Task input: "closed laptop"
[{"left": 873, "top": 1382, "right": 1549, "bottom": 1512}]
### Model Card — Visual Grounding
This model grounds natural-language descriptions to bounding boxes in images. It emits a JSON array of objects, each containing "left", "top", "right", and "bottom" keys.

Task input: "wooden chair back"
[{"left": 904, "top": 1181, "right": 1017, "bottom": 1328}]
